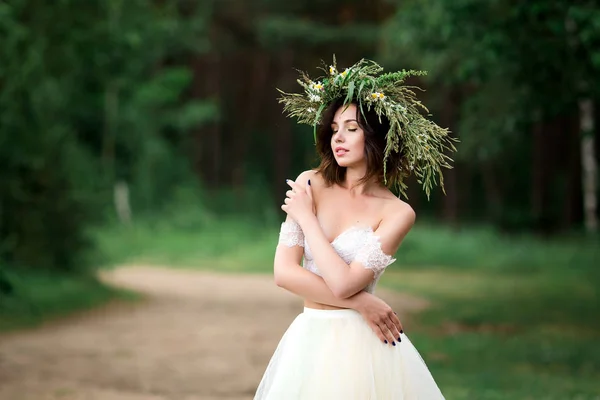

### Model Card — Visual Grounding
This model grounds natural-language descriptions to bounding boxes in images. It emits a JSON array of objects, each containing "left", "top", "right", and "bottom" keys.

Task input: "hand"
[
  {"left": 281, "top": 179, "right": 315, "bottom": 225},
  {"left": 354, "top": 292, "right": 403, "bottom": 346}
]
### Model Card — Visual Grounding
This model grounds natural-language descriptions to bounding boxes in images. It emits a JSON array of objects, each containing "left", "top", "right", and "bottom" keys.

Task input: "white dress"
[{"left": 254, "top": 221, "right": 445, "bottom": 400}]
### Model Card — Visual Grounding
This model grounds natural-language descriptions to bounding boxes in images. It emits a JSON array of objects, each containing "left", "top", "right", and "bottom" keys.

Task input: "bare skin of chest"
[
  {"left": 304, "top": 185, "right": 390, "bottom": 310},
  {"left": 315, "top": 186, "right": 386, "bottom": 240}
]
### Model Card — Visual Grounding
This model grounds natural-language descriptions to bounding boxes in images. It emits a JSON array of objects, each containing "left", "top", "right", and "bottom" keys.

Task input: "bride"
[{"left": 254, "top": 59, "right": 454, "bottom": 399}]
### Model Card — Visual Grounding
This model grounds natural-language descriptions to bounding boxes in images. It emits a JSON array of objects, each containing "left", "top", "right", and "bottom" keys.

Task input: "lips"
[{"left": 334, "top": 146, "right": 348, "bottom": 156}]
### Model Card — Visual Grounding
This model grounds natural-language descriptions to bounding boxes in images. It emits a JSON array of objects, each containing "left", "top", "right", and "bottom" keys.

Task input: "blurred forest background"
[{"left": 0, "top": 0, "right": 599, "bottom": 399}]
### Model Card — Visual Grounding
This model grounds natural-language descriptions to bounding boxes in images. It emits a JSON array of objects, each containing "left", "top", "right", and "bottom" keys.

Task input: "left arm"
[
  {"left": 300, "top": 210, "right": 414, "bottom": 299},
  {"left": 282, "top": 180, "right": 415, "bottom": 299}
]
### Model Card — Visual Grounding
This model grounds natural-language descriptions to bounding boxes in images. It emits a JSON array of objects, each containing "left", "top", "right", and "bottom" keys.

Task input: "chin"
[{"left": 334, "top": 157, "right": 354, "bottom": 167}]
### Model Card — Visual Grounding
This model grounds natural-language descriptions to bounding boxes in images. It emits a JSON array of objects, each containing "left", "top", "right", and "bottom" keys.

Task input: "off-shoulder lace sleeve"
[
  {"left": 354, "top": 234, "right": 396, "bottom": 277},
  {"left": 278, "top": 220, "right": 305, "bottom": 248}
]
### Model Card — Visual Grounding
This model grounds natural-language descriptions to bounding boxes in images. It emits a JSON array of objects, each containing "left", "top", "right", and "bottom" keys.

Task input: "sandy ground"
[{"left": 0, "top": 266, "right": 428, "bottom": 400}]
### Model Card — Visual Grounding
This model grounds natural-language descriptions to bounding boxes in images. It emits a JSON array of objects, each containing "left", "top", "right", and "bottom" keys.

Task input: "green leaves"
[
  {"left": 376, "top": 70, "right": 428, "bottom": 87},
  {"left": 344, "top": 81, "right": 355, "bottom": 106},
  {"left": 0, "top": 0, "right": 215, "bottom": 272},
  {"left": 257, "top": 17, "right": 379, "bottom": 49},
  {"left": 278, "top": 56, "right": 457, "bottom": 199},
  {"left": 313, "top": 103, "right": 326, "bottom": 143}
]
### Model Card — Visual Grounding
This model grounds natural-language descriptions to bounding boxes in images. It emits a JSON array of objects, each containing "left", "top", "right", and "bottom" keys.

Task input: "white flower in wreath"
[
  {"left": 307, "top": 107, "right": 316, "bottom": 113},
  {"left": 309, "top": 94, "right": 321, "bottom": 103},
  {"left": 312, "top": 81, "right": 324, "bottom": 91},
  {"left": 371, "top": 92, "right": 385, "bottom": 101},
  {"left": 329, "top": 65, "right": 337, "bottom": 75}
]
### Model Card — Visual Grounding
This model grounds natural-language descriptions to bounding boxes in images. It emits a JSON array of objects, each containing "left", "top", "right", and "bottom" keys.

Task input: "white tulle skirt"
[{"left": 254, "top": 307, "right": 445, "bottom": 400}]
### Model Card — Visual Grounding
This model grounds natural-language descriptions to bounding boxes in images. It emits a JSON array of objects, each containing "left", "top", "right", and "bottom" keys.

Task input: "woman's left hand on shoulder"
[{"left": 282, "top": 179, "right": 315, "bottom": 225}]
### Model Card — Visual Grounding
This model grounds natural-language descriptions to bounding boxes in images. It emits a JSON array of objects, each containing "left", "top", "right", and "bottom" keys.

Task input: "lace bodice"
[{"left": 278, "top": 221, "right": 396, "bottom": 293}]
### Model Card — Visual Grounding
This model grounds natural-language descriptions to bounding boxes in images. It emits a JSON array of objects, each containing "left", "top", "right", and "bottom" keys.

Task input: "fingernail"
[
  {"left": 392, "top": 342, "right": 396, "bottom": 346},
  {"left": 285, "top": 179, "right": 289, "bottom": 182},
  {"left": 384, "top": 340, "right": 388, "bottom": 344},
  {"left": 400, "top": 330, "right": 403, "bottom": 334},
  {"left": 397, "top": 337, "right": 401, "bottom": 341},
  {"left": 308, "top": 179, "right": 311, "bottom": 185}
]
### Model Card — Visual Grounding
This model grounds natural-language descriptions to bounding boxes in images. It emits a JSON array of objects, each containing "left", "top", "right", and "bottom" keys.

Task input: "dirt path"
[{"left": 0, "top": 266, "right": 428, "bottom": 400}]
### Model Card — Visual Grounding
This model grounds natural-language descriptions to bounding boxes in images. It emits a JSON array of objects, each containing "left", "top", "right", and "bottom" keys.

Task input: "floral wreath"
[{"left": 277, "top": 56, "right": 458, "bottom": 199}]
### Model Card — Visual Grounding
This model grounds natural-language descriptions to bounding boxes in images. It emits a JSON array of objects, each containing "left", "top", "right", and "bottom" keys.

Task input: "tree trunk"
[
  {"left": 102, "top": 82, "right": 118, "bottom": 182},
  {"left": 531, "top": 118, "right": 545, "bottom": 231},
  {"left": 231, "top": 51, "right": 271, "bottom": 193},
  {"left": 563, "top": 113, "right": 582, "bottom": 229},
  {"left": 190, "top": 32, "right": 221, "bottom": 187},
  {"left": 102, "top": 1, "right": 121, "bottom": 183},
  {"left": 272, "top": 50, "right": 295, "bottom": 205},
  {"left": 579, "top": 98, "right": 598, "bottom": 233},
  {"left": 440, "top": 87, "right": 459, "bottom": 226},
  {"left": 114, "top": 181, "right": 131, "bottom": 225},
  {"left": 565, "top": 16, "right": 598, "bottom": 233},
  {"left": 481, "top": 162, "right": 502, "bottom": 224}
]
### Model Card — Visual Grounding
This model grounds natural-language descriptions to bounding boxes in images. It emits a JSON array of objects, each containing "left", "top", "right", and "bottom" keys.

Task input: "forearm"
[
  {"left": 274, "top": 261, "right": 367, "bottom": 309},
  {"left": 300, "top": 217, "right": 355, "bottom": 293}
]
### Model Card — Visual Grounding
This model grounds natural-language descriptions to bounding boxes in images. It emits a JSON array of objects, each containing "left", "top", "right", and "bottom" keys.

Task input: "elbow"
[
  {"left": 331, "top": 284, "right": 355, "bottom": 299},
  {"left": 274, "top": 273, "right": 286, "bottom": 288},
  {"left": 273, "top": 264, "right": 288, "bottom": 288},
  {"left": 333, "top": 291, "right": 354, "bottom": 300},
  {"left": 330, "top": 278, "right": 362, "bottom": 298}
]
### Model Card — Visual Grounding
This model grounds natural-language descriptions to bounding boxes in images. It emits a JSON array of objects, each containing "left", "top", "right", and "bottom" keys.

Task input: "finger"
[
  {"left": 306, "top": 179, "right": 314, "bottom": 201},
  {"left": 368, "top": 321, "right": 388, "bottom": 344},
  {"left": 392, "top": 311, "right": 404, "bottom": 334},
  {"left": 285, "top": 190, "right": 295, "bottom": 198},
  {"left": 378, "top": 319, "right": 397, "bottom": 346},
  {"left": 281, "top": 204, "right": 288, "bottom": 213},
  {"left": 284, "top": 197, "right": 291, "bottom": 205},
  {"left": 384, "top": 316, "right": 402, "bottom": 343},
  {"left": 286, "top": 179, "right": 303, "bottom": 193}
]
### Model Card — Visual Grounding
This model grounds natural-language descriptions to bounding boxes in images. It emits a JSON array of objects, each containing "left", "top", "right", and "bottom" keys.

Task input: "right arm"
[
  {"left": 273, "top": 229, "right": 363, "bottom": 309},
  {"left": 274, "top": 216, "right": 403, "bottom": 344}
]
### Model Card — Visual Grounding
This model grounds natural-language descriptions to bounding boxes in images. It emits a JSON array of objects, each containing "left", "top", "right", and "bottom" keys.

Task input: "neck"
[{"left": 342, "top": 164, "right": 379, "bottom": 195}]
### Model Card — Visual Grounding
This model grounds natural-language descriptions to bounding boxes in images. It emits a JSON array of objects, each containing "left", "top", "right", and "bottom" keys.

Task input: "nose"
[{"left": 333, "top": 130, "right": 344, "bottom": 142}]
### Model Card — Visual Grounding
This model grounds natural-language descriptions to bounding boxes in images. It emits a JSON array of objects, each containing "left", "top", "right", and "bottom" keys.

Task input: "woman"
[{"left": 254, "top": 59, "right": 455, "bottom": 399}]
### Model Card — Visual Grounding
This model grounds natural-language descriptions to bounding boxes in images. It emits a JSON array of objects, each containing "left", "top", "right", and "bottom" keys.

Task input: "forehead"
[{"left": 332, "top": 103, "right": 358, "bottom": 122}]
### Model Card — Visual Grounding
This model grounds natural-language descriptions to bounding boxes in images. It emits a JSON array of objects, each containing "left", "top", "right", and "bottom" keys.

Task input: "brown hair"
[{"left": 315, "top": 98, "right": 405, "bottom": 188}]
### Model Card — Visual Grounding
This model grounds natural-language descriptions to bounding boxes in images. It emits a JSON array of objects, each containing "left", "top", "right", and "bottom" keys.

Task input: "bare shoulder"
[
  {"left": 294, "top": 169, "right": 324, "bottom": 187},
  {"left": 372, "top": 193, "right": 416, "bottom": 253},
  {"left": 379, "top": 193, "right": 416, "bottom": 228}
]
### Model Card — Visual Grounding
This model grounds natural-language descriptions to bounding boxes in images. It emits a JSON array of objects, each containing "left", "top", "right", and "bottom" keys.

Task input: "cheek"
[{"left": 351, "top": 133, "right": 366, "bottom": 153}]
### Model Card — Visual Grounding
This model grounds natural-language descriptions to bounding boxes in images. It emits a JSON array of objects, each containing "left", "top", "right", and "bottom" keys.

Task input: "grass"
[
  {"left": 93, "top": 214, "right": 600, "bottom": 399},
  {"left": 93, "top": 215, "right": 279, "bottom": 273},
  {"left": 381, "top": 269, "right": 600, "bottom": 399},
  {"left": 4, "top": 206, "right": 596, "bottom": 398},
  {"left": 394, "top": 222, "right": 600, "bottom": 275},
  {"left": 94, "top": 215, "right": 599, "bottom": 276},
  {"left": 0, "top": 267, "right": 138, "bottom": 332}
]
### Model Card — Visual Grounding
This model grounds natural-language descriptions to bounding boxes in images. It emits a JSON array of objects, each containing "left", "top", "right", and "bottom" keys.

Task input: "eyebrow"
[{"left": 331, "top": 119, "right": 358, "bottom": 125}]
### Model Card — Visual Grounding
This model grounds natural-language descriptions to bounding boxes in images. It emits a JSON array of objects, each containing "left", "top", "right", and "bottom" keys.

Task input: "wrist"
[
  {"left": 298, "top": 213, "right": 318, "bottom": 231},
  {"left": 348, "top": 291, "right": 369, "bottom": 311}
]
